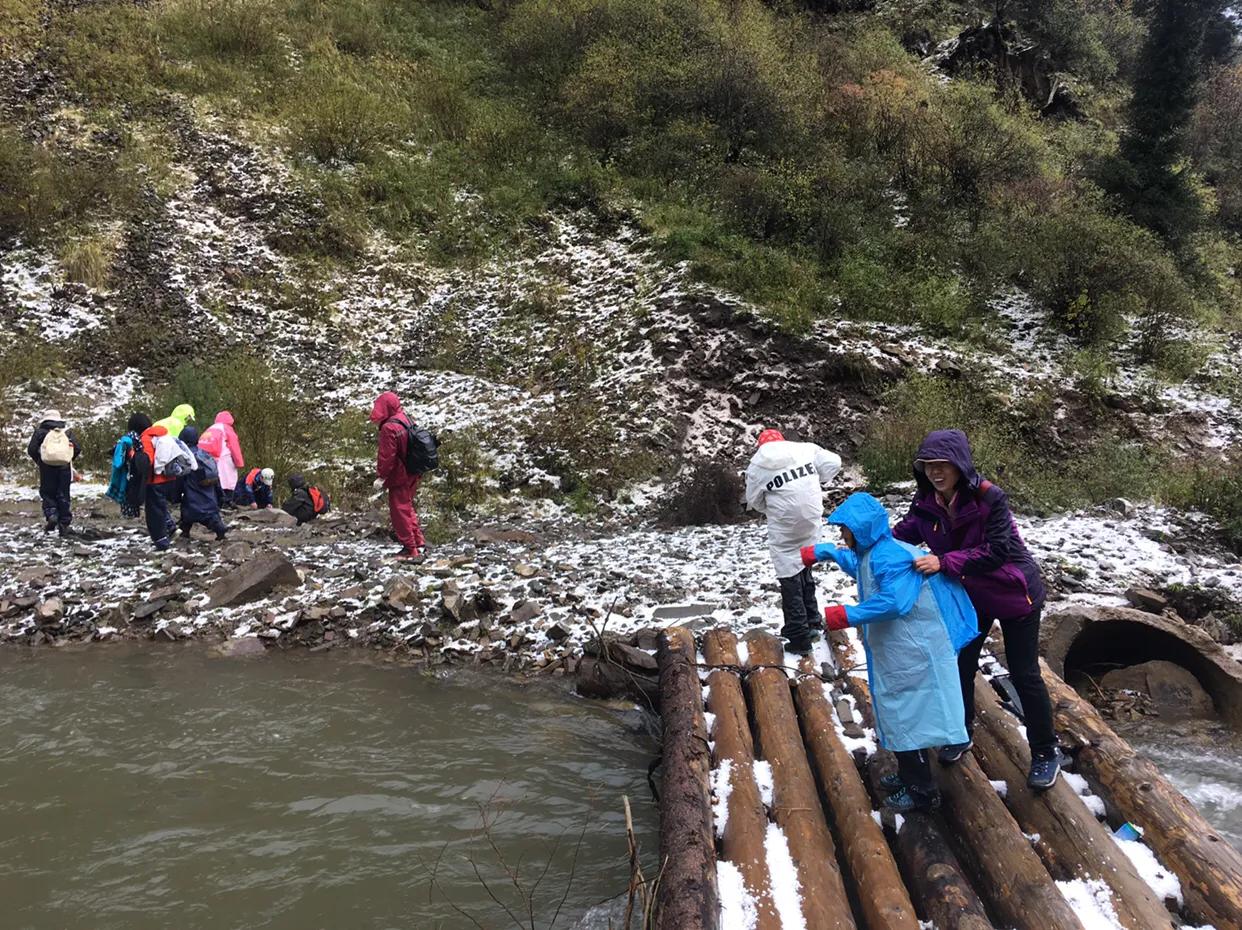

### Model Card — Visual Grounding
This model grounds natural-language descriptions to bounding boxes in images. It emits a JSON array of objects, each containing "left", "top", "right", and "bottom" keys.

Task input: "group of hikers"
[
  {"left": 27, "top": 390, "right": 435, "bottom": 562},
  {"left": 746, "top": 427, "right": 1058, "bottom": 815},
  {"left": 30, "top": 388, "right": 1046, "bottom": 813}
]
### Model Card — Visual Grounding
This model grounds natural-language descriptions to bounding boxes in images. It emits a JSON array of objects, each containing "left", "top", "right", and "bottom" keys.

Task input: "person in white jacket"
[{"left": 745, "top": 428, "right": 843, "bottom": 653}]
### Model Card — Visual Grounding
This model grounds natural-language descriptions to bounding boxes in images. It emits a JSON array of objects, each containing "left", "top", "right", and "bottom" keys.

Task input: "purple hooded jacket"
[{"left": 892, "top": 429, "right": 1045, "bottom": 622}]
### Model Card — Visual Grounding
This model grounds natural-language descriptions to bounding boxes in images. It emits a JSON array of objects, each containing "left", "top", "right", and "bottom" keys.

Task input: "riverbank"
[{"left": 2, "top": 479, "right": 1241, "bottom": 672}]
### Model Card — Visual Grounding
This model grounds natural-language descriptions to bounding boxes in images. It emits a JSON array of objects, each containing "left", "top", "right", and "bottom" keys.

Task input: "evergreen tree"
[{"left": 1109, "top": 0, "right": 1229, "bottom": 244}]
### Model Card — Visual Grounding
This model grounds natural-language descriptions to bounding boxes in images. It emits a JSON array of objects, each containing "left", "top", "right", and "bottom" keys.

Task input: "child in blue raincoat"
[
  {"left": 801, "top": 492, "right": 977, "bottom": 813},
  {"left": 106, "top": 412, "right": 151, "bottom": 518}
]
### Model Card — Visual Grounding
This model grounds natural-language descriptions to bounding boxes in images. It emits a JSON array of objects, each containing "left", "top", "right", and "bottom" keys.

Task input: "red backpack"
[{"left": 308, "top": 486, "right": 330, "bottom": 515}]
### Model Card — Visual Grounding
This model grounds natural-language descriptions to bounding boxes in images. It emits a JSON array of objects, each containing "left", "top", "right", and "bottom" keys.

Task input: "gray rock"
[
  {"left": 219, "top": 637, "right": 267, "bottom": 657},
  {"left": 546, "top": 622, "right": 571, "bottom": 643},
  {"left": 206, "top": 552, "right": 302, "bottom": 608},
  {"left": 1125, "top": 587, "right": 1169, "bottom": 615},
  {"left": 221, "top": 541, "right": 253, "bottom": 563},
  {"left": 35, "top": 598, "right": 64, "bottom": 625},
  {"left": 442, "top": 591, "right": 477, "bottom": 624},
  {"left": 1106, "top": 497, "right": 1137, "bottom": 518},
  {"left": 510, "top": 600, "right": 542, "bottom": 624},
  {"left": 384, "top": 575, "right": 420, "bottom": 609},
  {"left": 17, "top": 566, "right": 54, "bottom": 585},
  {"left": 1100, "top": 660, "right": 1216, "bottom": 720},
  {"left": 132, "top": 599, "right": 167, "bottom": 620},
  {"left": 514, "top": 563, "right": 539, "bottom": 578}
]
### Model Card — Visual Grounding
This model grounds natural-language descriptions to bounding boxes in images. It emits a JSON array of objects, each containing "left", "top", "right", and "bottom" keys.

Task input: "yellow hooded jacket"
[{"left": 154, "top": 404, "right": 196, "bottom": 438}]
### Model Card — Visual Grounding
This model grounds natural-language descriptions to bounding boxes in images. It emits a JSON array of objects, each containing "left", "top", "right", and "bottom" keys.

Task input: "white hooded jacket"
[{"left": 745, "top": 440, "right": 842, "bottom": 578}]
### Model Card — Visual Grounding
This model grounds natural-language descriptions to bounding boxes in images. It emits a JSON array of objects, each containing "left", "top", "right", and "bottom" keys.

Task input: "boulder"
[
  {"left": 383, "top": 575, "right": 420, "bottom": 609},
  {"left": 510, "top": 600, "right": 542, "bottom": 624},
  {"left": 132, "top": 599, "right": 167, "bottom": 621},
  {"left": 442, "top": 591, "right": 477, "bottom": 625},
  {"left": 514, "top": 563, "right": 539, "bottom": 578},
  {"left": 35, "top": 598, "right": 64, "bottom": 625},
  {"left": 221, "top": 541, "right": 253, "bottom": 563},
  {"left": 545, "top": 622, "right": 572, "bottom": 643},
  {"left": 206, "top": 552, "right": 302, "bottom": 608},
  {"left": 606, "top": 640, "right": 658, "bottom": 673},
  {"left": 1125, "top": 587, "right": 1169, "bottom": 615},
  {"left": 1100, "top": 661, "right": 1216, "bottom": 720},
  {"left": 219, "top": 637, "right": 266, "bottom": 657}
]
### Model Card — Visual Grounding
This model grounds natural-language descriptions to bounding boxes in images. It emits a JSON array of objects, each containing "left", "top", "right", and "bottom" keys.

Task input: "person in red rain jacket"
[{"left": 370, "top": 391, "right": 426, "bottom": 562}]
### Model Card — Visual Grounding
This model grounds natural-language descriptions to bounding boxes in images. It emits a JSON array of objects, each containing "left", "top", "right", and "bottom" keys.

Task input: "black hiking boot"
[
  {"left": 878, "top": 771, "right": 904, "bottom": 793},
  {"left": 885, "top": 787, "right": 940, "bottom": 814},
  {"left": 1028, "top": 749, "right": 1061, "bottom": 791},
  {"left": 938, "top": 739, "right": 973, "bottom": 765},
  {"left": 43, "top": 518, "right": 56, "bottom": 532}
]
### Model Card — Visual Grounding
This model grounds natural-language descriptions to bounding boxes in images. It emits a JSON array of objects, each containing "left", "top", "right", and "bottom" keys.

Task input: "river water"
[
  {"left": 0, "top": 646, "right": 660, "bottom": 930},
  {"left": 1115, "top": 718, "right": 1242, "bottom": 851}
]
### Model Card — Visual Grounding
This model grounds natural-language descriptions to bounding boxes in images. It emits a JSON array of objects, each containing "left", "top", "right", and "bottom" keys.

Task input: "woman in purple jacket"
[{"left": 893, "top": 429, "right": 1060, "bottom": 790}]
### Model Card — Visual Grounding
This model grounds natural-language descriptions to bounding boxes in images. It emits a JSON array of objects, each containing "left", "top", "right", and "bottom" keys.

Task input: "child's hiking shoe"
[
  {"left": 884, "top": 787, "right": 940, "bottom": 814},
  {"left": 938, "top": 739, "right": 973, "bottom": 765},
  {"left": 43, "top": 518, "right": 56, "bottom": 532},
  {"left": 1028, "top": 749, "right": 1061, "bottom": 790},
  {"left": 394, "top": 547, "right": 425, "bottom": 563},
  {"left": 786, "top": 638, "right": 813, "bottom": 656},
  {"left": 878, "top": 772, "right": 904, "bottom": 793},
  {"left": 154, "top": 537, "right": 171, "bottom": 552}
]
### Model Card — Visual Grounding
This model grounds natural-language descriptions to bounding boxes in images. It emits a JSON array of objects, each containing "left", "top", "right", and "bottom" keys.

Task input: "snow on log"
[
  {"left": 743, "top": 631, "right": 858, "bottom": 930},
  {"left": 655, "top": 626, "right": 718, "bottom": 930},
  {"left": 970, "top": 677, "right": 1177, "bottom": 930},
  {"left": 702, "top": 629, "right": 781, "bottom": 930},
  {"left": 793, "top": 661, "right": 920, "bottom": 930},
  {"left": 1043, "top": 659, "right": 1242, "bottom": 930}
]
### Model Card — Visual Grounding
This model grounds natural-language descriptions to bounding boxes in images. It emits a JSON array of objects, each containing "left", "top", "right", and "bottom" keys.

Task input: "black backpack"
[{"left": 391, "top": 418, "right": 439, "bottom": 474}]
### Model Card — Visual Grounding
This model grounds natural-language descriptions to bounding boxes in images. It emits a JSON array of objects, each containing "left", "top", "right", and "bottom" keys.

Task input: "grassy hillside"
[{"left": 1, "top": 0, "right": 1240, "bottom": 540}]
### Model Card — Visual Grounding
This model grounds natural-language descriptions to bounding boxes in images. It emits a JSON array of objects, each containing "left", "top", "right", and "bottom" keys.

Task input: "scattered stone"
[
  {"left": 514, "top": 563, "right": 539, "bottom": 578},
  {"left": 221, "top": 541, "right": 253, "bottom": 563},
  {"left": 35, "top": 598, "right": 64, "bottom": 625},
  {"left": 472, "top": 527, "right": 539, "bottom": 546},
  {"left": 149, "top": 584, "right": 181, "bottom": 602},
  {"left": 633, "top": 628, "right": 661, "bottom": 651},
  {"left": 606, "top": 641, "right": 658, "bottom": 673},
  {"left": 206, "top": 552, "right": 302, "bottom": 608},
  {"left": 219, "top": 637, "right": 267, "bottom": 657},
  {"left": 442, "top": 590, "right": 477, "bottom": 625},
  {"left": 1125, "top": 587, "right": 1170, "bottom": 615},
  {"left": 1106, "top": 498, "right": 1137, "bottom": 518},
  {"left": 473, "top": 589, "right": 499, "bottom": 613},
  {"left": 510, "top": 600, "right": 542, "bottom": 624},
  {"left": 17, "top": 566, "right": 54, "bottom": 585},
  {"left": 383, "top": 575, "right": 420, "bottom": 609},
  {"left": 545, "top": 622, "right": 571, "bottom": 643},
  {"left": 132, "top": 599, "right": 168, "bottom": 621}
]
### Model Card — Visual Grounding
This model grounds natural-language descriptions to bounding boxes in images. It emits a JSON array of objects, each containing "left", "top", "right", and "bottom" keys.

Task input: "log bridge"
[{"left": 654, "top": 626, "right": 1242, "bottom": 930}]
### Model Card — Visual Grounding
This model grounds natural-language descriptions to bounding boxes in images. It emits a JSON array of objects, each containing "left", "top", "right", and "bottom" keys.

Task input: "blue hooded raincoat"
[{"left": 816, "top": 493, "right": 975, "bottom": 752}]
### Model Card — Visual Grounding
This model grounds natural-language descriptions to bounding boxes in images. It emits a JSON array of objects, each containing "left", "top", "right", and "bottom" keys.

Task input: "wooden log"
[
  {"left": 702, "top": 630, "right": 781, "bottom": 930},
  {"left": 937, "top": 752, "right": 1085, "bottom": 930},
  {"left": 1043, "top": 660, "right": 1242, "bottom": 930},
  {"left": 793, "top": 664, "right": 920, "bottom": 930},
  {"left": 655, "top": 627, "right": 718, "bottom": 930},
  {"left": 744, "top": 631, "right": 857, "bottom": 930},
  {"left": 829, "top": 633, "right": 993, "bottom": 930},
  {"left": 894, "top": 813, "right": 993, "bottom": 930},
  {"left": 971, "top": 678, "right": 1176, "bottom": 930}
]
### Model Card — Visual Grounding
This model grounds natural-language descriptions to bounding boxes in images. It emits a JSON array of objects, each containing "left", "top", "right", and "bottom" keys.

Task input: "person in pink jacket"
[{"left": 199, "top": 411, "right": 246, "bottom": 510}]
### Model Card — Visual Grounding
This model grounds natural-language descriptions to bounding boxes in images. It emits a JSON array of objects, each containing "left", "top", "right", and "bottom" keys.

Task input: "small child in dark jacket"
[
  {"left": 176, "top": 427, "right": 228, "bottom": 540},
  {"left": 282, "top": 473, "right": 327, "bottom": 525},
  {"left": 28, "top": 408, "right": 81, "bottom": 536}
]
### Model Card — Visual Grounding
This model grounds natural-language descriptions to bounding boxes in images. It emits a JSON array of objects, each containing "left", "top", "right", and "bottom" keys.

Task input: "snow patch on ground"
[
  {"left": 711, "top": 758, "right": 733, "bottom": 839},
  {"left": 1112, "top": 836, "right": 1183, "bottom": 907}
]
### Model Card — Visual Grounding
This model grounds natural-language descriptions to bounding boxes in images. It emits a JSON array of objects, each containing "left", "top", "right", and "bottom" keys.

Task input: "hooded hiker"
[
  {"left": 234, "top": 467, "right": 274, "bottom": 509},
  {"left": 892, "top": 428, "right": 1059, "bottom": 790},
  {"left": 153, "top": 403, "right": 195, "bottom": 439},
  {"left": 199, "top": 411, "right": 245, "bottom": 509},
  {"left": 107, "top": 412, "right": 151, "bottom": 519},
  {"left": 803, "top": 492, "right": 977, "bottom": 813},
  {"left": 745, "top": 428, "right": 842, "bottom": 654},
  {"left": 28, "top": 409, "right": 81, "bottom": 536},
  {"left": 176, "top": 426, "right": 227, "bottom": 541},
  {"left": 130, "top": 421, "right": 195, "bottom": 551},
  {"left": 370, "top": 391, "right": 435, "bottom": 562},
  {"left": 282, "top": 473, "right": 330, "bottom": 526}
]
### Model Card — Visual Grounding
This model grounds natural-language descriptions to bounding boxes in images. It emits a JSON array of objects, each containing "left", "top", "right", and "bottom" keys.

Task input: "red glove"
[
  {"left": 800, "top": 545, "right": 817, "bottom": 567},
  {"left": 824, "top": 605, "right": 850, "bottom": 631}
]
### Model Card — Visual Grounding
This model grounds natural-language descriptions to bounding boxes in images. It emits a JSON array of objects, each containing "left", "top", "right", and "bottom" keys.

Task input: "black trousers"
[
  {"left": 144, "top": 483, "right": 176, "bottom": 545},
  {"left": 778, "top": 567, "right": 818, "bottom": 646},
  {"left": 38, "top": 466, "right": 72, "bottom": 529},
  {"left": 180, "top": 512, "right": 227, "bottom": 538},
  {"left": 957, "top": 607, "right": 1056, "bottom": 754},
  {"left": 895, "top": 749, "right": 936, "bottom": 797}
]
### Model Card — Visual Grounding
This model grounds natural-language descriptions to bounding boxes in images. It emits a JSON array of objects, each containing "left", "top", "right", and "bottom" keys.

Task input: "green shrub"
[
  {"left": 285, "top": 53, "right": 414, "bottom": 164},
  {"left": 44, "top": 3, "right": 160, "bottom": 106}
]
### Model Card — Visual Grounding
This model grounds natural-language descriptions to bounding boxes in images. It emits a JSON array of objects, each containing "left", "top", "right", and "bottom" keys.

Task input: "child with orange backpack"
[
  {"left": 282, "top": 473, "right": 330, "bottom": 525},
  {"left": 234, "top": 467, "right": 275, "bottom": 509}
]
